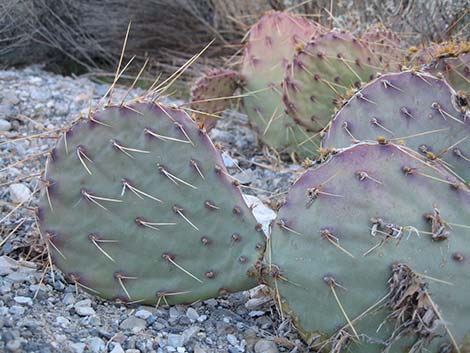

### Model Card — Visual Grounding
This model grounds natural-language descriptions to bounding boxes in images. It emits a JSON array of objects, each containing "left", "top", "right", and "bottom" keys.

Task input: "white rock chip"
[
  {"left": 8, "top": 183, "right": 32, "bottom": 203},
  {"left": 242, "top": 194, "right": 276, "bottom": 236}
]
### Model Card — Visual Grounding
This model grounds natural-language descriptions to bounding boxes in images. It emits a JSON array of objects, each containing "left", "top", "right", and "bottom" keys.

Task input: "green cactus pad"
[
  {"left": 240, "top": 11, "right": 322, "bottom": 157},
  {"left": 361, "top": 26, "right": 402, "bottom": 71},
  {"left": 269, "top": 142, "right": 470, "bottom": 352},
  {"left": 190, "top": 68, "right": 238, "bottom": 132},
  {"left": 283, "top": 30, "right": 380, "bottom": 133},
  {"left": 38, "top": 102, "right": 265, "bottom": 305},
  {"left": 323, "top": 70, "right": 470, "bottom": 185}
]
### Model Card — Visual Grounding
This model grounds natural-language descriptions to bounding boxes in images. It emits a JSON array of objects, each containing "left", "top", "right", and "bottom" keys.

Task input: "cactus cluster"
[{"left": 29, "top": 10, "right": 470, "bottom": 353}]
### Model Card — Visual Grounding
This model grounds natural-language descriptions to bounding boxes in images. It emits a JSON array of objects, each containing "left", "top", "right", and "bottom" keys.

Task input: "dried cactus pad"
[
  {"left": 190, "top": 68, "right": 239, "bottom": 132},
  {"left": 283, "top": 30, "right": 379, "bottom": 133},
  {"left": 38, "top": 103, "right": 265, "bottom": 305},
  {"left": 241, "top": 11, "right": 321, "bottom": 157},
  {"left": 269, "top": 143, "right": 470, "bottom": 352},
  {"left": 361, "top": 26, "right": 402, "bottom": 71},
  {"left": 323, "top": 71, "right": 470, "bottom": 185}
]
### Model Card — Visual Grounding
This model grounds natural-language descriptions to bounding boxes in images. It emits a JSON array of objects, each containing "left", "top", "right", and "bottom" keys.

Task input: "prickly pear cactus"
[
  {"left": 38, "top": 102, "right": 265, "bottom": 304},
  {"left": 269, "top": 143, "right": 470, "bottom": 352},
  {"left": 283, "top": 30, "right": 380, "bottom": 135},
  {"left": 190, "top": 68, "right": 238, "bottom": 132},
  {"left": 361, "top": 26, "right": 402, "bottom": 71},
  {"left": 322, "top": 71, "right": 470, "bottom": 185},
  {"left": 405, "top": 43, "right": 443, "bottom": 66},
  {"left": 241, "top": 11, "right": 321, "bottom": 157},
  {"left": 425, "top": 44, "right": 470, "bottom": 92}
]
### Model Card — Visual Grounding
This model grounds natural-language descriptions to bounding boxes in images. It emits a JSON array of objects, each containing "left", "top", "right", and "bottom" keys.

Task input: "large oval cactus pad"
[
  {"left": 39, "top": 103, "right": 265, "bottom": 305},
  {"left": 269, "top": 143, "right": 470, "bottom": 352}
]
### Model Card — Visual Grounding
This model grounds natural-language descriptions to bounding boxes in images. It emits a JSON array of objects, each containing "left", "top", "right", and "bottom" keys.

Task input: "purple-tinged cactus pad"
[
  {"left": 270, "top": 143, "right": 470, "bottom": 352},
  {"left": 241, "top": 11, "right": 322, "bottom": 157},
  {"left": 283, "top": 30, "right": 380, "bottom": 134},
  {"left": 190, "top": 68, "right": 238, "bottom": 132},
  {"left": 323, "top": 71, "right": 470, "bottom": 185},
  {"left": 38, "top": 103, "right": 265, "bottom": 305},
  {"left": 361, "top": 26, "right": 403, "bottom": 71},
  {"left": 426, "top": 51, "right": 470, "bottom": 92}
]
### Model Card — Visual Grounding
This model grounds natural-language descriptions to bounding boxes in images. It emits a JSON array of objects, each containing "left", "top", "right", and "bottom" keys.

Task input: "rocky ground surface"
[{"left": 0, "top": 66, "right": 308, "bottom": 353}]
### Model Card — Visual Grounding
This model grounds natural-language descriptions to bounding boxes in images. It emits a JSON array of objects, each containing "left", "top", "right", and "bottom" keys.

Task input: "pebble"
[
  {"left": 249, "top": 310, "right": 265, "bottom": 318},
  {"left": 167, "top": 334, "right": 184, "bottom": 348},
  {"left": 186, "top": 307, "right": 199, "bottom": 321},
  {"left": 169, "top": 306, "right": 180, "bottom": 319},
  {"left": 0, "top": 118, "right": 11, "bottom": 131},
  {"left": 8, "top": 183, "right": 32, "bottom": 203},
  {"left": 75, "top": 305, "right": 95, "bottom": 317},
  {"left": 6, "top": 339, "right": 22, "bottom": 352},
  {"left": 70, "top": 342, "right": 86, "bottom": 353},
  {"left": 135, "top": 309, "right": 153, "bottom": 320},
  {"left": 254, "top": 340, "right": 278, "bottom": 353},
  {"left": 13, "top": 296, "right": 32, "bottom": 305},
  {"left": 62, "top": 292, "right": 76, "bottom": 305},
  {"left": 55, "top": 316, "right": 70, "bottom": 328},
  {"left": 227, "top": 334, "right": 238, "bottom": 346},
  {"left": 9, "top": 305, "right": 25, "bottom": 316},
  {"left": 30, "top": 89, "right": 51, "bottom": 102},
  {"left": 244, "top": 297, "right": 271, "bottom": 310},
  {"left": 119, "top": 317, "right": 147, "bottom": 333},
  {"left": 87, "top": 337, "right": 106, "bottom": 353},
  {"left": 110, "top": 343, "right": 125, "bottom": 353},
  {"left": 73, "top": 299, "right": 96, "bottom": 316},
  {"left": 3, "top": 91, "right": 20, "bottom": 105}
]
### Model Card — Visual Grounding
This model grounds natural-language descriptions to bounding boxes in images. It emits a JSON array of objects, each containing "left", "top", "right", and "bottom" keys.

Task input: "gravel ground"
[{"left": 0, "top": 66, "right": 308, "bottom": 353}]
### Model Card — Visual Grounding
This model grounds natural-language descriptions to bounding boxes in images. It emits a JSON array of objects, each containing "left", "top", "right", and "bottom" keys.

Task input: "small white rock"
[
  {"left": 13, "top": 296, "right": 32, "bottom": 305},
  {"left": 0, "top": 119, "right": 11, "bottom": 131},
  {"left": 86, "top": 337, "right": 105, "bottom": 353},
  {"left": 186, "top": 307, "right": 199, "bottom": 321},
  {"left": 227, "top": 334, "right": 239, "bottom": 346},
  {"left": 75, "top": 306, "right": 95, "bottom": 317},
  {"left": 197, "top": 314, "right": 207, "bottom": 323},
  {"left": 55, "top": 316, "right": 70, "bottom": 328},
  {"left": 242, "top": 194, "right": 276, "bottom": 236},
  {"left": 169, "top": 306, "right": 180, "bottom": 319},
  {"left": 249, "top": 310, "right": 265, "bottom": 317},
  {"left": 8, "top": 184, "right": 32, "bottom": 203},
  {"left": 135, "top": 309, "right": 152, "bottom": 320}
]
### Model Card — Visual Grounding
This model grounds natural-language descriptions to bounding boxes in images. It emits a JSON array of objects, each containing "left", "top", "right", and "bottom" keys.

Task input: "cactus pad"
[
  {"left": 38, "top": 102, "right": 265, "bottom": 304},
  {"left": 283, "top": 30, "right": 380, "bottom": 133},
  {"left": 426, "top": 50, "right": 470, "bottom": 92},
  {"left": 269, "top": 143, "right": 470, "bottom": 352},
  {"left": 323, "top": 71, "right": 470, "bottom": 185},
  {"left": 240, "top": 11, "right": 321, "bottom": 157},
  {"left": 190, "top": 68, "right": 239, "bottom": 132},
  {"left": 361, "top": 26, "right": 402, "bottom": 71}
]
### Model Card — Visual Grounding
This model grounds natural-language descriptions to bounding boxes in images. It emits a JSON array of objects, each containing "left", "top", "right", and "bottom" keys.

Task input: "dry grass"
[{"left": 0, "top": 0, "right": 468, "bottom": 90}]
